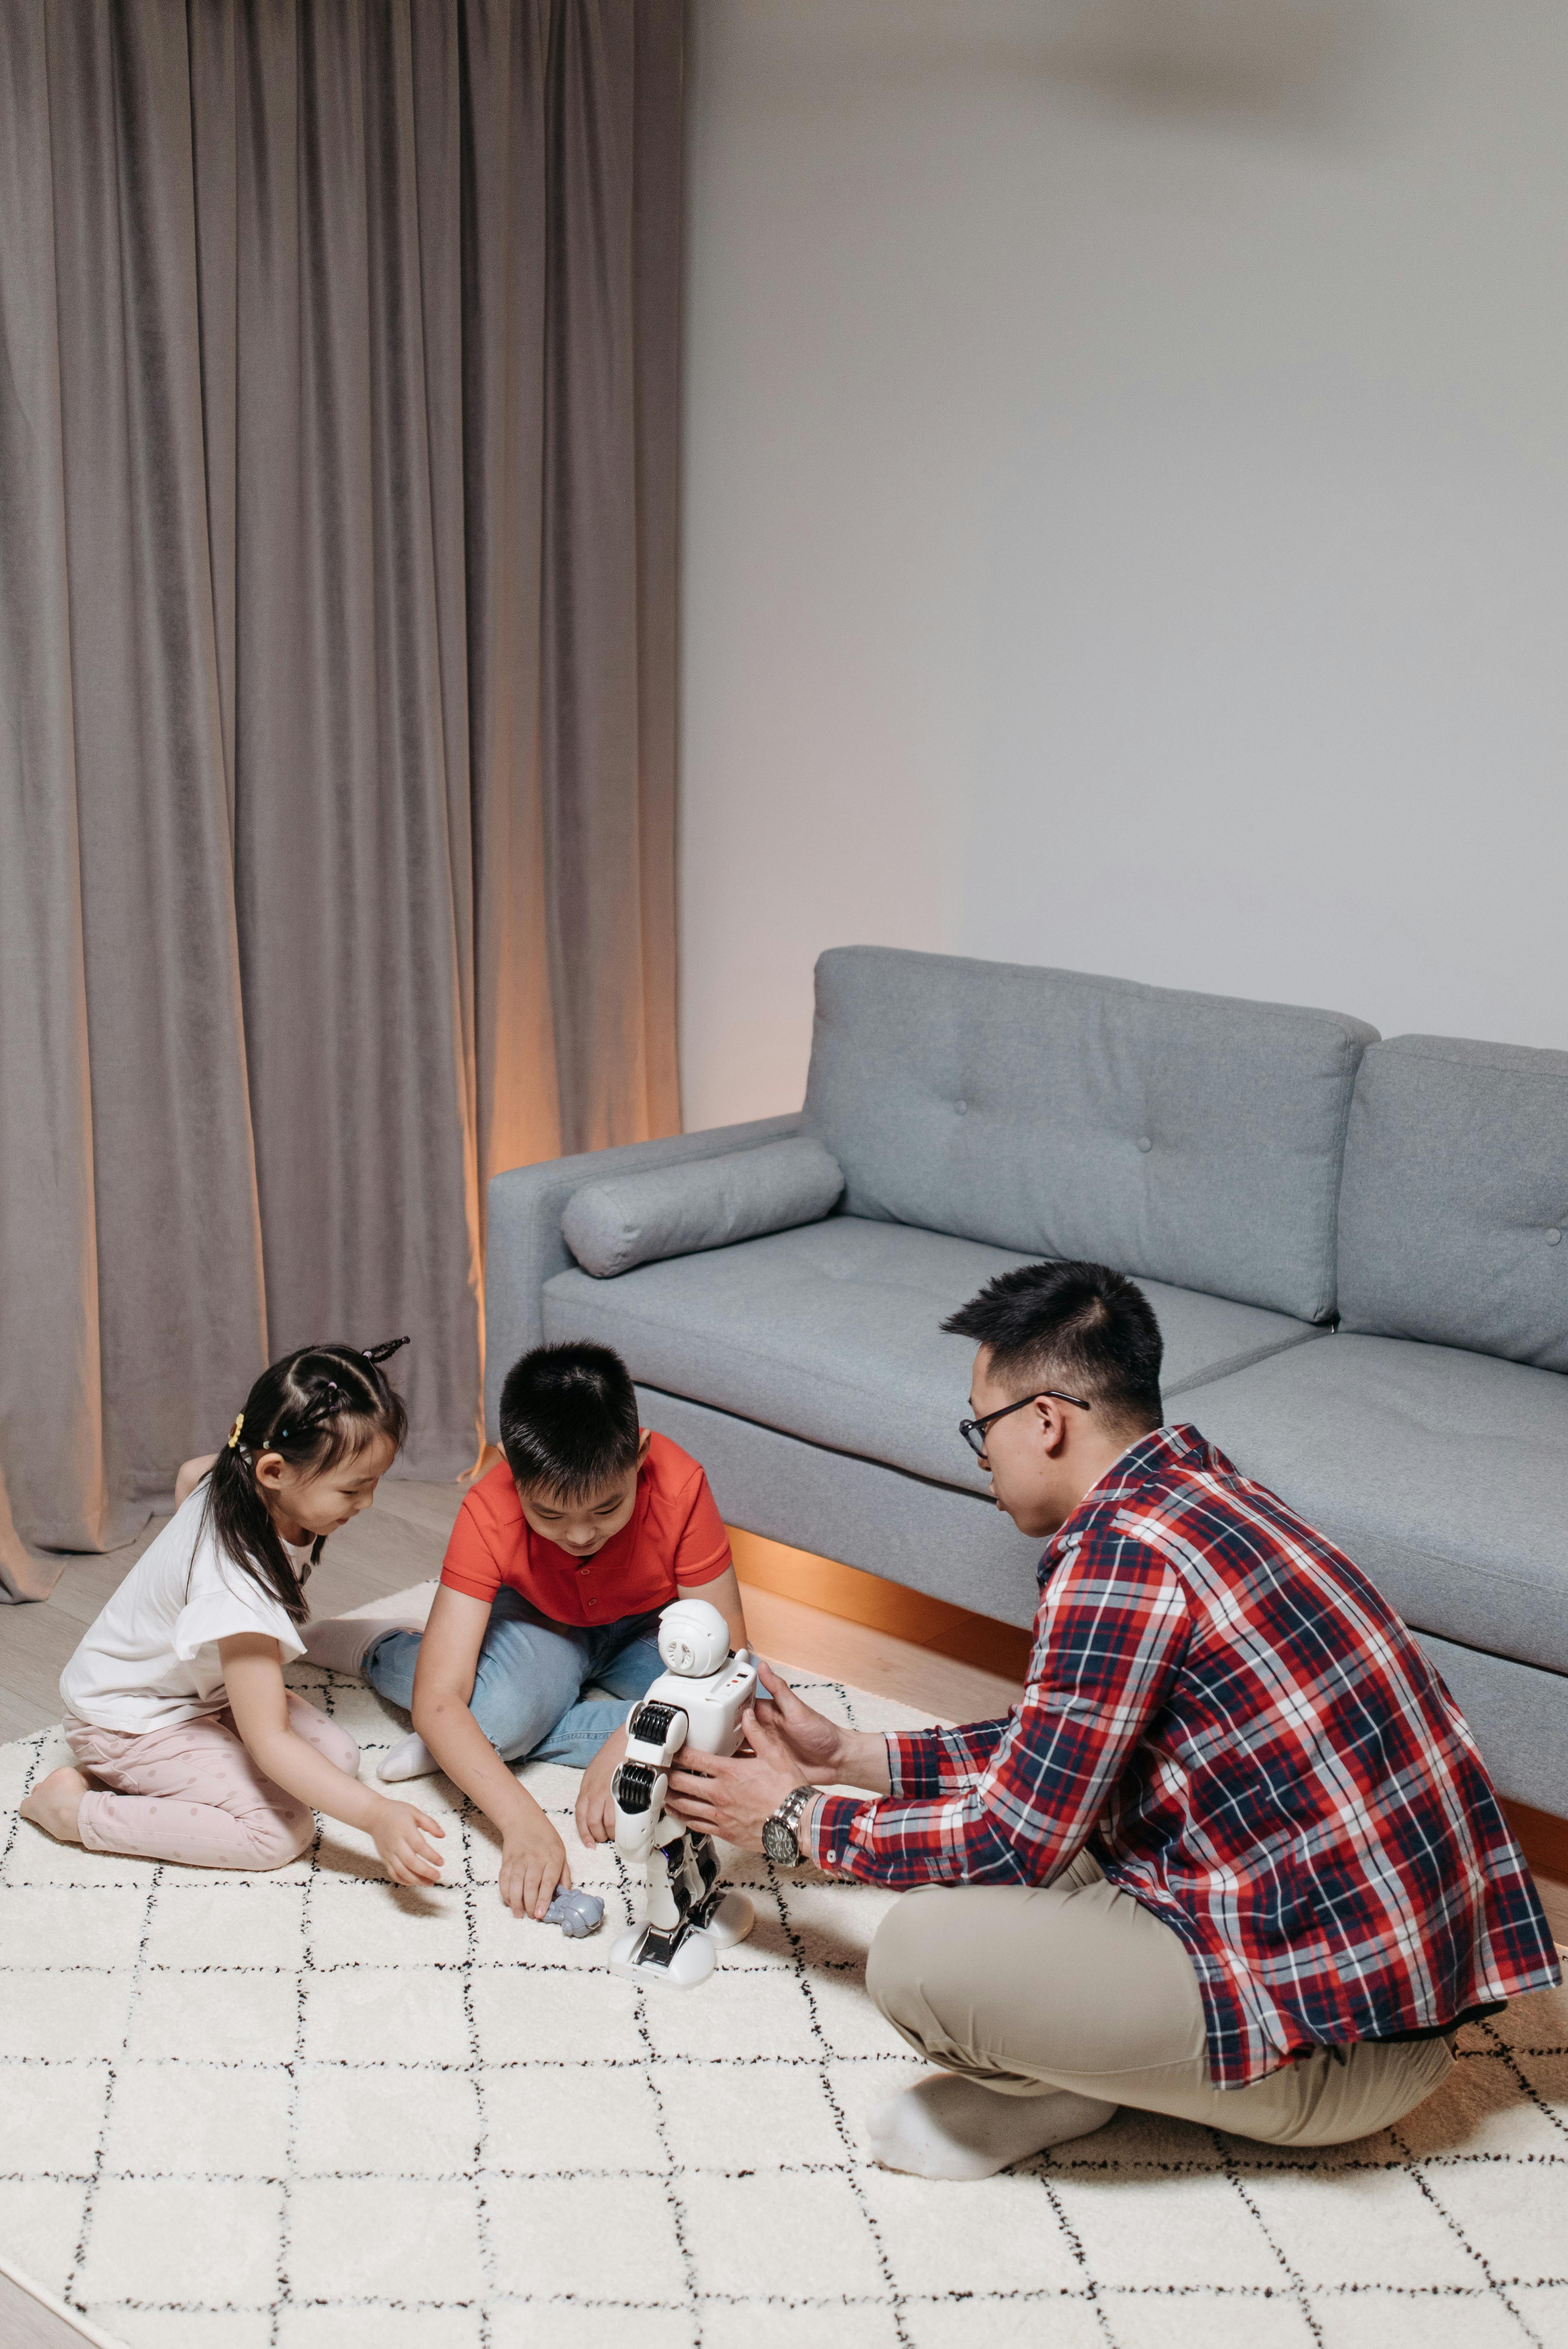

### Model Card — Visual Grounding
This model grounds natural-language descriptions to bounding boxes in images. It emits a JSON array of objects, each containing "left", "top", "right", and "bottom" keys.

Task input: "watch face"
[{"left": 762, "top": 1816, "right": 797, "bottom": 1864}]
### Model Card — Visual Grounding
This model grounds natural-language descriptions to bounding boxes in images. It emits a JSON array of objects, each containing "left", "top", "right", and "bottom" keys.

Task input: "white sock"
[
  {"left": 378, "top": 1730, "right": 439, "bottom": 1783},
  {"left": 301, "top": 1616, "right": 419, "bottom": 1677},
  {"left": 867, "top": 2073, "right": 1117, "bottom": 2181}
]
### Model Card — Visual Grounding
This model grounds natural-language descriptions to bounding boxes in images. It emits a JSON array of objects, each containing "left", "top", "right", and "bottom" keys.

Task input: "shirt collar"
[{"left": 1041, "top": 1422, "right": 1211, "bottom": 1569}]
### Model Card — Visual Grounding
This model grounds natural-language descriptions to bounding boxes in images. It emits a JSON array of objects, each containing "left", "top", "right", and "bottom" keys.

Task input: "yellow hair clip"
[{"left": 227, "top": 1413, "right": 245, "bottom": 1450}]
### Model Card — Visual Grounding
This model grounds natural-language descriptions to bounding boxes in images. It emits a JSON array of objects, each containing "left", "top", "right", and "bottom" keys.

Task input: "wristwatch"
[{"left": 762, "top": 1783, "right": 819, "bottom": 1867}]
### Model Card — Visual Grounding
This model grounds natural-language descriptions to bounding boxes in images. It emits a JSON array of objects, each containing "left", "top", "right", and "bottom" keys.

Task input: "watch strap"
[{"left": 768, "top": 1782, "right": 818, "bottom": 1864}]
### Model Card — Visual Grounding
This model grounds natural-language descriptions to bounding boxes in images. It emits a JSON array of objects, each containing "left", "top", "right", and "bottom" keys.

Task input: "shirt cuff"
[
  {"left": 672, "top": 1546, "right": 733, "bottom": 1588},
  {"left": 438, "top": 1566, "right": 500, "bottom": 1603},
  {"left": 804, "top": 1793, "right": 868, "bottom": 1875}
]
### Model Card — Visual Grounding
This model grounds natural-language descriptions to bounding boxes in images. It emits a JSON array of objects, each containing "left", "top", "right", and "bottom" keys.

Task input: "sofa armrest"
[{"left": 483, "top": 1112, "right": 805, "bottom": 1438}]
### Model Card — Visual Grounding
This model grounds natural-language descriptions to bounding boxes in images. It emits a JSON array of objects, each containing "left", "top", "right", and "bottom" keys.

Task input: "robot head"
[{"left": 657, "top": 1598, "right": 731, "bottom": 1678}]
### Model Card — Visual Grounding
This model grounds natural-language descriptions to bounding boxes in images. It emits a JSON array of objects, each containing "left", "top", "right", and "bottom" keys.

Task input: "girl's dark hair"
[{"left": 200, "top": 1340, "right": 410, "bottom": 1622}]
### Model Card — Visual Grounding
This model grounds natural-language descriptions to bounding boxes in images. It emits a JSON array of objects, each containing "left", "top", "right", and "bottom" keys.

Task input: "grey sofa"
[{"left": 486, "top": 946, "right": 1568, "bottom": 1822}]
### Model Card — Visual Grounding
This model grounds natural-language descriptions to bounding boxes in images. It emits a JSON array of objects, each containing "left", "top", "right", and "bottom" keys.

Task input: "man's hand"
[
  {"left": 499, "top": 1813, "right": 569, "bottom": 1921},
  {"left": 665, "top": 1694, "right": 811, "bottom": 1850},
  {"left": 575, "top": 1725, "right": 626, "bottom": 1846},
  {"left": 745, "top": 1661, "right": 893, "bottom": 1795}
]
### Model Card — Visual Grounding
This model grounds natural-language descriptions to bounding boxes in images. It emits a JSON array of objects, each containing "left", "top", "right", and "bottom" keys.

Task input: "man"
[{"left": 667, "top": 1261, "right": 1561, "bottom": 2180}]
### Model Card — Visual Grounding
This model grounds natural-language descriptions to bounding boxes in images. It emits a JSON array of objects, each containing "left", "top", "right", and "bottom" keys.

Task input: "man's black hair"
[
  {"left": 941, "top": 1260, "right": 1164, "bottom": 1438},
  {"left": 498, "top": 1341, "right": 641, "bottom": 1501}
]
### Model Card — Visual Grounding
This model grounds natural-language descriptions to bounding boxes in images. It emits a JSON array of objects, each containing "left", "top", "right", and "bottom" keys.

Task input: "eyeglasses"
[{"left": 958, "top": 1389, "right": 1090, "bottom": 1458}]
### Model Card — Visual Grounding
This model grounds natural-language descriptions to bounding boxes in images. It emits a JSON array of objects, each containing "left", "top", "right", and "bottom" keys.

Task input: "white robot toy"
[{"left": 609, "top": 1598, "right": 759, "bottom": 1988}]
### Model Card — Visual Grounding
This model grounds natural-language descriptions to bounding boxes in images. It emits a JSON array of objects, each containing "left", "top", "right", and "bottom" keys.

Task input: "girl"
[{"left": 20, "top": 1342, "right": 444, "bottom": 1888}]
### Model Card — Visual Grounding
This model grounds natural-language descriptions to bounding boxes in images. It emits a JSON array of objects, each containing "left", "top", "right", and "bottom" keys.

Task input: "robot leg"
[
  {"left": 688, "top": 1829, "right": 755, "bottom": 1950},
  {"left": 610, "top": 1831, "right": 721, "bottom": 1988}
]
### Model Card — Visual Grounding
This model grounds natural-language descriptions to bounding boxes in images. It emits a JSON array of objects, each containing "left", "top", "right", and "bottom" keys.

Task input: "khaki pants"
[{"left": 865, "top": 1852, "right": 1454, "bottom": 2147}]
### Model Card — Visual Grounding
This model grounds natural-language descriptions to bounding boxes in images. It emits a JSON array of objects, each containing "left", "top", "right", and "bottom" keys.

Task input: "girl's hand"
[
  {"left": 371, "top": 1798, "right": 446, "bottom": 1887},
  {"left": 500, "top": 1816, "right": 570, "bottom": 1921}
]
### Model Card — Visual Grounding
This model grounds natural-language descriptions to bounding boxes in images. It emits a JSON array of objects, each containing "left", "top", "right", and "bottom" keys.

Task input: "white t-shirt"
[{"left": 60, "top": 1484, "right": 311, "bottom": 1733}]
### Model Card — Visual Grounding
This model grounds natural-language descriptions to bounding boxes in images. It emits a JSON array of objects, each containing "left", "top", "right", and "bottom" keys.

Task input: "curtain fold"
[{"left": 0, "top": 0, "right": 683, "bottom": 1600}]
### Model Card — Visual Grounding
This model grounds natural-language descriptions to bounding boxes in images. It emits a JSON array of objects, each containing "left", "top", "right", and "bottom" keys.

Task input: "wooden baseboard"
[
  {"left": 727, "top": 1526, "right": 1568, "bottom": 1895},
  {"left": 1501, "top": 1798, "right": 1568, "bottom": 1891},
  {"left": 728, "top": 1526, "right": 1030, "bottom": 1681}
]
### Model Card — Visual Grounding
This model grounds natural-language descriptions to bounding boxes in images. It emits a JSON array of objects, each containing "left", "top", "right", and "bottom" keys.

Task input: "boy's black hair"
[
  {"left": 941, "top": 1261, "right": 1164, "bottom": 1439},
  {"left": 499, "top": 1341, "right": 641, "bottom": 1502},
  {"left": 201, "top": 1340, "right": 410, "bottom": 1622}
]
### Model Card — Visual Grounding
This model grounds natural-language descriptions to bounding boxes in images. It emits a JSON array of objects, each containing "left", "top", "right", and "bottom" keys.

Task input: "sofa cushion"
[
  {"left": 543, "top": 1217, "right": 1324, "bottom": 1499},
  {"left": 802, "top": 947, "right": 1375, "bottom": 1323},
  {"left": 1337, "top": 1034, "right": 1568, "bottom": 1370},
  {"left": 561, "top": 1137, "right": 844, "bottom": 1279},
  {"left": 1183, "top": 1334, "right": 1568, "bottom": 1677}
]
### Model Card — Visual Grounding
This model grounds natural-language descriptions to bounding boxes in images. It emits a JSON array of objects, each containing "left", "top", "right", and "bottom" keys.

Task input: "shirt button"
[
  {"left": 1137, "top": 1136, "right": 1153, "bottom": 1153},
  {"left": 1549, "top": 1229, "right": 1562, "bottom": 1245},
  {"left": 955, "top": 1099, "right": 967, "bottom": 1115}
]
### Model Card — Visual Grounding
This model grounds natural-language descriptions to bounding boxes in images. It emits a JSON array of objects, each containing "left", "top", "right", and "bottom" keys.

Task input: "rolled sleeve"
[{"left": 886, "top": 1720, "right": 1008, "bottom": 1798}]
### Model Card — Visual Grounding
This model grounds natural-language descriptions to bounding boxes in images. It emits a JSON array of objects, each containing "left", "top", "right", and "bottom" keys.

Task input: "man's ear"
[
  {"left": 636, "top": 1425, "right": 653, "bottom": 1467},
  {"left": 1033, "top": 1397, "right": 1073, "bottom": 1456}
]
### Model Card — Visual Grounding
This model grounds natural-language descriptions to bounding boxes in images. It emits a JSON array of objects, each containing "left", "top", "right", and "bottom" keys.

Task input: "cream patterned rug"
[{"left": 2, "top": 1621, "right": 1566, "bottom": 2349}]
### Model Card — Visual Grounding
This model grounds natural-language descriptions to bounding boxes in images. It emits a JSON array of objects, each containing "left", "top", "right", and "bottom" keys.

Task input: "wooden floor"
[{"left": 0, "top": 2264, "right": 95, "bottom": 2349}]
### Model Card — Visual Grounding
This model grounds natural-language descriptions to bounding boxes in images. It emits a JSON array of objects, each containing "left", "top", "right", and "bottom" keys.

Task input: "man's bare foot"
[{"left": 19, "top": 1767, "right": 92, "bottom": 1844}]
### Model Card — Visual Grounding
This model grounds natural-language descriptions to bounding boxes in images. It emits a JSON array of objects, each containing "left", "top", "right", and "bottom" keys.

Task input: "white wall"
[{"left": 678, "top": 0, "right": 1568, "bottom": 1130}]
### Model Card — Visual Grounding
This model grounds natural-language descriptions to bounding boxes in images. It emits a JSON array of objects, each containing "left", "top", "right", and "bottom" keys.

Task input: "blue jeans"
[{"left": 363, "top": 1591, "right": 665, "bottom": 1766}]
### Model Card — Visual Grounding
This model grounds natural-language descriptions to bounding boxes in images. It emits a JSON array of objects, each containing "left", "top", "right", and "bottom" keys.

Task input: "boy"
[{"left": 304, "top": 1341, "right": 749, "bottom": 1921}]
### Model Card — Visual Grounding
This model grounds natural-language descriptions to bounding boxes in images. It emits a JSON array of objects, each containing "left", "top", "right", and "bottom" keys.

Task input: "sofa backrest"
[
  {"left": 1337, "top": 1034, "right": 1568, "bottom": 1369},
  {"left": 802, "top": 947, "right": 1376, "bottom": 1323}
]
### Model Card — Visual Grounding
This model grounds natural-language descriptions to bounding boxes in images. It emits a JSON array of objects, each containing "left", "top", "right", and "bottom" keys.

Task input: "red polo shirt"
[{"left": 438, "top": 1433, "right": 731, "bottom": 1628}]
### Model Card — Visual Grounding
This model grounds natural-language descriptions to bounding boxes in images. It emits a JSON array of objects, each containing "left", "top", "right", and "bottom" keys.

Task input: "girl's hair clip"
[
  {"left": 362, "top": 1336, "right": 410, "bottom": 1364},
  {"left": 227, "top": 1413, "right": 245, "bottom": 1450}
]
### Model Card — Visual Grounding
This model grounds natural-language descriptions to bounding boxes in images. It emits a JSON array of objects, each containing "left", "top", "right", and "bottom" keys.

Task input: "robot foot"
[
  {"left": 701, "top": 1889, "right": 755, "bottom": 1949},
  {"left": 609, "top": 1922, "right": 718, "bottom": 1990}
]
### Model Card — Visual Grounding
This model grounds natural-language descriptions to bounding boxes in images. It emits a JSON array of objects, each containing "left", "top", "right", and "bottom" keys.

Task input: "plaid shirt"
[{"left": 807, "top": 1423, "right": 1560, "bottom": 2088}]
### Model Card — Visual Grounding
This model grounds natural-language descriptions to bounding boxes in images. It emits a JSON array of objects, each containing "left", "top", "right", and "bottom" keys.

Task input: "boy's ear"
[{"left": 636, "top": 1425, "right": 652, "bottom": 1467}]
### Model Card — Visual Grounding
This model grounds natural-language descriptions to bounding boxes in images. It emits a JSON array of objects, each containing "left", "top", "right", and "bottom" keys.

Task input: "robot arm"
[{"left": 612, "top": 1696, "right": 689, "bottom": 1864}]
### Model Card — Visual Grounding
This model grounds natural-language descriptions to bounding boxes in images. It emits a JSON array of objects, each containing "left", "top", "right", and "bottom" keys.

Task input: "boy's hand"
[
  {"left": 575, "top": 1726, "right": 626, "bottom": 1847},
  {"left": 500, "top": 1815, "right": 570, "bottom": 1921},
  {"left": 370, "top": 1798, "right": 445, "bottom": 1888}
]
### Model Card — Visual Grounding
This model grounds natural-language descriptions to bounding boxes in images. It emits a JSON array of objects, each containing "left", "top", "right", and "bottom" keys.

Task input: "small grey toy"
[{"left": 544, "top": 1886, "right": 604, "bottom": 1938}]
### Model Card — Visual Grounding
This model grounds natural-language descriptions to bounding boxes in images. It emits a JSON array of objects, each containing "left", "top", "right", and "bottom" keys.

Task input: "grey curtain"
[{"left": 0, "top": 0, "right": 682, "bottom": 1600}]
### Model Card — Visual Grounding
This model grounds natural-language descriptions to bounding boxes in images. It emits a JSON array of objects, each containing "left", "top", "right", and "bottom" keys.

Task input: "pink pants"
[{"left": 65, "top": 1695, "right": 360, "bottom": 1870}]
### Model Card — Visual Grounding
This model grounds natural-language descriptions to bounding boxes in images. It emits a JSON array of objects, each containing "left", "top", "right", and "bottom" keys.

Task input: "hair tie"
[
  {"left": 361, "top": 1336, "right": 410, "bottom": 1365},
  {"left": 227, "top": 1413, "right": 245, "bottom": 1449}
]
